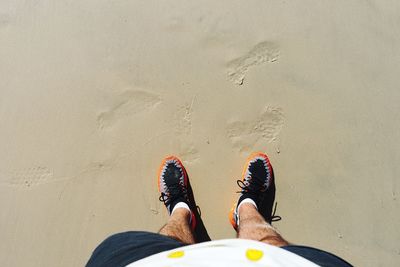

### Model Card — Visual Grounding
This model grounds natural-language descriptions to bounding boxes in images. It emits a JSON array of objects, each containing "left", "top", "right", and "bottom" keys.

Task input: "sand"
[{"left": 0, "top": 1, "right": 399, "bottom": 266}]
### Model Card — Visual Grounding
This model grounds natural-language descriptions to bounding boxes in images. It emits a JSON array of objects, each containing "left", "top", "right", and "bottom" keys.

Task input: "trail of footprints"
[{"left": 2, "top": 39, "right": 281, "bottom": 190}]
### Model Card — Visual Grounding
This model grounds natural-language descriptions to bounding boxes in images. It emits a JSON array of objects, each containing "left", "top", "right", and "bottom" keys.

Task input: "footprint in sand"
[
  {"left": 5, "top": 167, "right": 54, "bottom": 188},
  {"left": 227, "top": 41, "right": 280, "bottom": 85},
  {"left": 227, "top": 107, "right": 284, "bottom": 151},
  {"left": 0, "top": 14, "right": 11, "bottom": 27},
  {"left": 97, "top": 89, "right": 162, "bottom": 129},
  {"left": 0, "top": 3, "right": 16, "bottom": 28},
  {"left": 179, "top": 144, "right": 200, "bottom": 164}
]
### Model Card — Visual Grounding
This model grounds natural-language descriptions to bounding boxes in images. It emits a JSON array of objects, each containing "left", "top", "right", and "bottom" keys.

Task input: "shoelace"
[
  {"left": 159, "top": 182, "right": 187, "bottom": 208},
  {"left": 236, "top": 179, "right": 281, "bottom": 222},
  {"left": 236, "top": 178, "right": 267, "bottom": 193},
  {"left": 270, "top": 202, "right": 282, "bottom": 222}
]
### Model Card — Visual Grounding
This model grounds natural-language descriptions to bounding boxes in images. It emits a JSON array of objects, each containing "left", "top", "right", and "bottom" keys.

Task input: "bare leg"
[
  {"left": 159, "top": 208, "right": 195, "bottom": 244},
  {"left": 237, "top": 203, "right": 289, "bottom": 247}
]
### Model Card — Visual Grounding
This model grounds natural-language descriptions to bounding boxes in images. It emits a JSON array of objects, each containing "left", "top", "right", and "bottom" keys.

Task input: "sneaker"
[
  {"left": 229, "top": 152, "right": 280, "bottom": 230},
  {"left": 158, "top": 155, "right": 196, "bottom": 230}
]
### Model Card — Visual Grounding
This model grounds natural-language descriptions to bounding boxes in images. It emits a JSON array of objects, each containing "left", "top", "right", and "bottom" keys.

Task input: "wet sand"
[{"left": 0, "top": 1, "right": 399, "bottom": 266}]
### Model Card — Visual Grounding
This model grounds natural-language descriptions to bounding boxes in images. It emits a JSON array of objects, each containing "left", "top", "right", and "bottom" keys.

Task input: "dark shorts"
[{"left": 86, "top": 231, "right": 353, "bottom": 267}]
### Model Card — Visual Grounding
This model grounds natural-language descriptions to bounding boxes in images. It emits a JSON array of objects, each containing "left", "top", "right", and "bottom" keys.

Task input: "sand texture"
[{"left": 1, "top": 1, "right": 400, "bottom": 266}]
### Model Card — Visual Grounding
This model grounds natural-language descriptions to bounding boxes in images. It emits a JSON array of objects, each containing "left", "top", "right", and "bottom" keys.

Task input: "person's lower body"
[
  {"left": 86, "top": 231, "right": 352, "bottom": 267},
  {"left": 86, "top": 153, "right": 352, "bottom": 267}
]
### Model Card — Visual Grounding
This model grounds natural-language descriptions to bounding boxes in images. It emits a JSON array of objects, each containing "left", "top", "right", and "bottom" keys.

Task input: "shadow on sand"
[{"left": 186, "top": 177, "right": 212, "bottom": 242}]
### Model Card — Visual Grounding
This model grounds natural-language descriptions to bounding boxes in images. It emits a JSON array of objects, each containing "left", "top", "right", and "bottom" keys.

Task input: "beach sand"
[{"left": 0, "top": 1, "right": 399, "bottom": 266}]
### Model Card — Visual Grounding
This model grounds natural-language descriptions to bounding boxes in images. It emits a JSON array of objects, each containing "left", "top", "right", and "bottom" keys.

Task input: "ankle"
[
  {"left": 238, "top": 203, "right": 258, "bottom": 217},
  {"left": 170, "top": 207, "right": 191, "bottom": 222}
]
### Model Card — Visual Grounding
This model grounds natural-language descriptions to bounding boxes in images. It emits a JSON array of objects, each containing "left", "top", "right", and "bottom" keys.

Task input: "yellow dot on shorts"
[
  {"left": 167, "top": 250, "right": 185, "bottom": 258},
  {"left": 246, "top": 248, "right": 263, "bottom": 261}
]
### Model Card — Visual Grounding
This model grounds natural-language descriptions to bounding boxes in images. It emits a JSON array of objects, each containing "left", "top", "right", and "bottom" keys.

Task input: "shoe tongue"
[
  {"left": 168, "top": 196, "right": 187, "bottom": 214},
  {"left": 238, "top": 191, "right": 258, "bottom": 203},
  {"left": 165, "top": 181, "right": 187, "bottom": 214}
]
